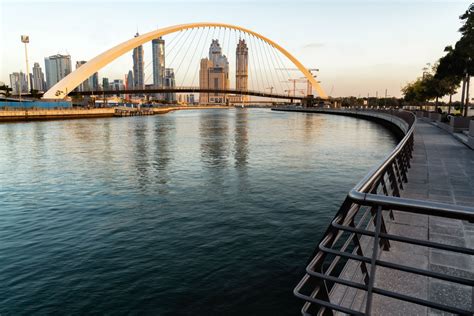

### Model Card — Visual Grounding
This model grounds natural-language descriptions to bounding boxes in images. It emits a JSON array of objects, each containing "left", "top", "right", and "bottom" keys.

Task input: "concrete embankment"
[
  {"left": 0, "top": 108, "right": 115, "bottom": 121},
  {"left": 0, "top": 105, "right": 231, "bottom": 122}
]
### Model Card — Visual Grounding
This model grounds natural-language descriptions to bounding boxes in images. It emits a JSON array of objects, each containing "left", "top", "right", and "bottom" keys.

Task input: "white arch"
[{"left": 43, "top": 22, "right": 328, "bottom": 99}]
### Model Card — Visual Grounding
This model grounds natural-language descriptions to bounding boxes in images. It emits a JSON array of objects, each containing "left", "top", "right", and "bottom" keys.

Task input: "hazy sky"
[{"left": 0, "top": 0, "right": 471, "bottom": 97}]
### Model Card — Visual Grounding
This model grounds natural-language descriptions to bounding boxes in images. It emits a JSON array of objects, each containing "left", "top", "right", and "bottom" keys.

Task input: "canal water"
[{"left": 0, "top": 109, "right": 397, "bottom": 315}]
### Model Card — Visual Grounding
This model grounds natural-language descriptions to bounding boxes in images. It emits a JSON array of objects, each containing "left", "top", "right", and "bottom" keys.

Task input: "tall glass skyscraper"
[
  {"left": 75, "top": 61, "right": 99, "bottom": 92},
  {"left": 9, "top": 72, "right": 28, "bottom": 95},
  {"left": 199, "top": 39, "right": 229, "bottom": 104},
  {"left": 132, "top": 32, "right": 144, "bottom": 91},
  {"left": 152, "top": 37, "right": 165, "bottom": 88},
  {"left": 236, "top": 39, "right": 249, "bottom": 103},
  {"left": 32, "top": 62, "right": 45, "bottom": 92},
  {"left": 44, "top": 54, "right": 71, "bottom": 90},
  {"left": 164, "top": 68, "right": 176, "bottom": 102}
]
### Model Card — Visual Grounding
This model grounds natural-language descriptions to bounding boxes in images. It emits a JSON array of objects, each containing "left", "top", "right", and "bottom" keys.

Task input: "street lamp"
[{"left": 21, "top": 35, "right": 30, "bottom": 94}]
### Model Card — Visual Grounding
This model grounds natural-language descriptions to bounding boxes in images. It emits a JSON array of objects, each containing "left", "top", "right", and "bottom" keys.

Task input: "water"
[{"left": 0, "top": 109, "right": 398, "bottom": 315}]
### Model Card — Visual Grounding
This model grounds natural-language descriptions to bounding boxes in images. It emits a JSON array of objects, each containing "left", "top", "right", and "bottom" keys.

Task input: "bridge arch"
[{"left": 43, "top": 22, "right": 328, "bottom": 99}]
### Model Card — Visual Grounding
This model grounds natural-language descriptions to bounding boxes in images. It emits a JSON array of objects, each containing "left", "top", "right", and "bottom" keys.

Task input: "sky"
[{"left": 0, "top": 0, "right": 471, "bottom": 98}]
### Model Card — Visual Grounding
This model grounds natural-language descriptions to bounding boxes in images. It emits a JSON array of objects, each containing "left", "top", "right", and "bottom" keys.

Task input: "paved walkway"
[{"left": 371, "top": 119, "right": 474, "bottom": 315}]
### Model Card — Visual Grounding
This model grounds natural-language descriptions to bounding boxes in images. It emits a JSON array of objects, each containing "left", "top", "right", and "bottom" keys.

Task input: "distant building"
[
  {"left": 199, "top": 58, "right": 213, "bottom": 104},
  {"left": 75, "top": 61, "right": 89, "bottom": 91},
  {"left": 176, "top": 94, "right": 195, "bottom": 104},
  {"left": 102, "top": 77, "right": 110, "bottom": 90},
  {"left": 44, "top": 54, "right": 71, "bottom": 90},
  {"left": 110, "top": 79, "right": 125, "bottom": 90},
  {"left": 126, "top": 70, "right": 134, "bottom": 89},
  {"left": 9, "top": 72, "right": 28, "bottom": 95},
  {"left": 236, "top": 39, "right": 249, "bottom": 103},
  {"left": 132, "top": 33, "right": 144, "bottom": 90},
  {"left": 199, "top": 39, "right": 230, "bottom": 104},
  {"left": 32, "top": 62, "right": 45, "bottom": 92},
  {"left": 75, "top": 61, "right": 99, "bottom": 92},
  {"left": 187, "top": 94, "right": 195, "bottom": 104},
  {"left": 152, "top": 37, "right": 165, "bottom": 99},
  {"left": 89, "top": 72, "right": 99, "bottom": 91},
  {"left": 164, "top": 68, "right": 176, "bottom": 102}
]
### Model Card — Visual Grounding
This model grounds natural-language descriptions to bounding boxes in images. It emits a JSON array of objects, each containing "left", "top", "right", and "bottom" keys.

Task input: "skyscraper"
[
  {"left": 89, "top": 72, "right": 99, "bottom": 91},
  {"left": 9, "top": 72, "right": 28, "bottom": 95},
  {"left": 102, "top": 77, "right": 110, "bottom": 90},
  {"left": 132, "top": 32, "right": 144, "bottom": 91},
  {"left": 75, "top": 61, "right": 99, "bottom": 92},
  {"left": 32, "top": 62, "right": 45, "bottom": 92},
  {"left": 126, "top": 70, "right": 134, "bottom": 90},
  {"left": 152, "top": 37, "right": 165, "bottom": 89},
  {"left": 199, "top": 58, "right": 213, "bottom": 104},
  {"left": 44, "top": 54, "right": 71, "bottom": 90},
  {"left": 164, "top": 68, "right": 176, "bottom": 102},
  {"left": 236, "top": 39, "right": 249, "bottom": 103},
  {"left": 75, "top": 61, "right": 89, "bottom": 91},
  {"left": 199, "top": 39, "right": 230, "bottom": 104}
]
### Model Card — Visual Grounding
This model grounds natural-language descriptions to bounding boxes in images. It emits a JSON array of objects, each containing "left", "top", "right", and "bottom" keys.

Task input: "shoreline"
[{"left": 0, "top": 105, "right": 231, "bottom": 122}]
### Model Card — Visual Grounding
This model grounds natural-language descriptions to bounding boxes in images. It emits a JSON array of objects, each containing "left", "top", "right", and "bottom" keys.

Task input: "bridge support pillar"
[{"left": 302, "top": 95, "right": 315, "bottom": 107}]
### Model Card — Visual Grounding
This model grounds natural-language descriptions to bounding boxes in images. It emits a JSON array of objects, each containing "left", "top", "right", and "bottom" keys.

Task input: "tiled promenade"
[{"left": 371, "top": 119, "right": 474, "bottom": 315}]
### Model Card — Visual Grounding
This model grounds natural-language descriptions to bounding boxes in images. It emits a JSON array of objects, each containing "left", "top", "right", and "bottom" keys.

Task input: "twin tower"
[{"left": 199, "top": 39, "right": 248, "bottom": 104}]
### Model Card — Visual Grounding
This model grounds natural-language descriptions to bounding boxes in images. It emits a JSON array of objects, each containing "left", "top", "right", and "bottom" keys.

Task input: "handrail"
[{"left": 285, "top": 108, "right": 474, "bottom": 315}]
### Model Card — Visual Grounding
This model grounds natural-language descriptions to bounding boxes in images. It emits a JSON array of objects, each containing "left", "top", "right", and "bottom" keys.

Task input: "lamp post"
[{"left": 21, "top": 35, "right": 30, "bottom": 94}]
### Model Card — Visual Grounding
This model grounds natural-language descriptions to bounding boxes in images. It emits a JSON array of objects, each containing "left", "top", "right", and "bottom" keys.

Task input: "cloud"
[{"left": 303, "top": 42, "right": 325, "bottom": 49}]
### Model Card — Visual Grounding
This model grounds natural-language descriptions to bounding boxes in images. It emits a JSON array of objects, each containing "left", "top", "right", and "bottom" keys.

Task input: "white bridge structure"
[{"left": 43, "top": 22, "right": 328, "bottom": 100}]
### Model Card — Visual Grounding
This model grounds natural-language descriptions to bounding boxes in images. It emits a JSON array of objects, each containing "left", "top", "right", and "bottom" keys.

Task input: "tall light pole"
[{"left": 21, "top": 35, "right": 30, "bottom": 94}]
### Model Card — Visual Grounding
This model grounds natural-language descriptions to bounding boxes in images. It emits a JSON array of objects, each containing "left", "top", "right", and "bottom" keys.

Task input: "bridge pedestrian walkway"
[{"left": 370, "top": 119, "right": 474, "bottom": 315}]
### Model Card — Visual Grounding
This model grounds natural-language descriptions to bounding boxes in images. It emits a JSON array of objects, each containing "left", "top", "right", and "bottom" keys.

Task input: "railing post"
[
  {"left": 370, "top": 206, "right": 390, "bottom": 250},
  {"left": 393, "top": 157, "right": 404, "bottom": 190},
  {"left": 350, "top": 217, "right": 370, "bottom": 285},
  {"left": 365, "top": 205, "right": 383, "bottom": 315},
  {"left": 387, "top": 163, "right": 401, "bottom": 197}
]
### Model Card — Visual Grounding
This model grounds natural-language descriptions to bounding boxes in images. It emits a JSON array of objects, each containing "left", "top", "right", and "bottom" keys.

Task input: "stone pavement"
[{"left": 371, "top": 119, "right": 474, "bottom": 315}]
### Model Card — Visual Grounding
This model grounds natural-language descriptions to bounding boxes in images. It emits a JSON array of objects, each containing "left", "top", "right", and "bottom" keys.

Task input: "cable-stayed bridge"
[{"left": 42, "top": 23, "right": 328, "bottom": 103}]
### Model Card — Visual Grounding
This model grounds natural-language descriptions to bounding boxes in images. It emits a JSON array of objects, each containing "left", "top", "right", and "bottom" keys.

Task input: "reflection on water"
[
  {"left": 200, "top": 109, "right": 231, "bottom": 169},
  {"left": 234, "top": 109, "right": 249, "bottom": 168},
  {"left": 0, "top": 109, "right": 398, "bottom": 315}
]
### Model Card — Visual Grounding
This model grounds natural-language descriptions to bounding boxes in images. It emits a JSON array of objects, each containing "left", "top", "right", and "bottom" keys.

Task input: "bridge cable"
[
  {"left": 268, "top": 44, "right": 291, "bottom": 96},
  {"left": 142, "top": 31, "right": 185, "bottom": 86},
  {"left": 252, "top": 34, "right": 270, "bottom": 97},
  {"left": 164, "top": 30, "right": 186, "bottom": 59},
  {"left": 224, "top": 27, "right": 232, "bottom": 91},
  {"left": 180, "top": 27, "right": 205, "bottom": 88},
  {"left": 173, "top": 28, "right": 198, "bottom": 86},
  {"left": 247, "top": 32, "right": 262, "bottom": 94},
  {"left": 263, "top": 40, "right": 285, "bottom": 97},
  {"left": 257, "top": 36, "right": 275, "bottom": 98},
  {"left": 167, "top": 28, "right": 194, "bottom": 73},
  {"left": 191, "top": 26, "right": 211, "bottom": 87},
  {"left": 271, "top": 45, "right": 293, "bottom": 97}
]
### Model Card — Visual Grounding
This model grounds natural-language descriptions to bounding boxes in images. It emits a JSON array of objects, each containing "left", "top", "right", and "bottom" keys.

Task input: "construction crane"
[
  {"left": 265, "top": 87, "right": 274, "bottom": 94},
  {"left": 299, "top": 77, "right": 322, "bottom": 96},
  {"left": 276, "top": 68, "right": 320, "bottom": 96},
  {"left": 282, "top": 79, "right": 307, "bottom": 97}
]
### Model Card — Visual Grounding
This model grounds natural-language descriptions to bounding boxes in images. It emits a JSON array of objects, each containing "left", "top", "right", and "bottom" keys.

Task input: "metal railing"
[{"left": 292, "top": 108, "right": 474, "bottom": 315}]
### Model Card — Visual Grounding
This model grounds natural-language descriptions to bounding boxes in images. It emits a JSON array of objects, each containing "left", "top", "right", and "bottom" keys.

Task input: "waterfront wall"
[
  {"left": 0, "top": 108, "right": 115, "bottom": 121},
  {"left": 272, "top": 107, "right": 411, "bottom": 139},
  {"left": 0, "top": 101, "right": 72, "bottom": 109}
]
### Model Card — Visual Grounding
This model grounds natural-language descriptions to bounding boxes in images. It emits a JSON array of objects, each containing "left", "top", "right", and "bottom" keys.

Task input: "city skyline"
[{"left": 1, "top": 0, "right": 471, "bottom": 98}]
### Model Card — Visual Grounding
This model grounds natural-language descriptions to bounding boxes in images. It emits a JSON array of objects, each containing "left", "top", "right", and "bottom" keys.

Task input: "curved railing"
[{"left": 283, "top": 108, "right": 474, "bottom": 315}]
